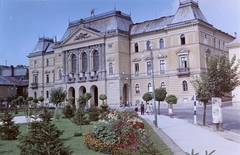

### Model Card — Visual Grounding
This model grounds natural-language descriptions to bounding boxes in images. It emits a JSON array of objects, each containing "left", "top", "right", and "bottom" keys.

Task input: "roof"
[
  {"left": 31, "top": 37, "right": 54, "bottom": 53},
  {"left": 0, "top": 76, "right": 28, "bottom": 86},
  {"left": 130, "top": 16, "right": 174, "bottom": 35},
  {"left": 171, "top": 0, "right": 207, "bottom": 24},
  {"left": 60, "top": 10, "right": 133, "bottom": 41}
]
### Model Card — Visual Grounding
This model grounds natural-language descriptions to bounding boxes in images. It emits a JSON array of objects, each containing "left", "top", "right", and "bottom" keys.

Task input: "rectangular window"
[
  {"left": 147, "top": 61, "right": 152, "bottom": 75},
  {"left": 180, "top": 57, "right": 187, "bottom": 68},
  {"left": 33, "top": 75, "right": 38, "bottom": 83},
  {"left": 46, "top": 75, "right": 49, "bottom": 83},
  {"left": 34, "top": 60, "right": 37, "bottom": 68},
  {"left": 135, "top": 63, "right": 139, "bottom": 76},
  {"left": 159, "top": 60, "right": 165, "bottom": 72}
]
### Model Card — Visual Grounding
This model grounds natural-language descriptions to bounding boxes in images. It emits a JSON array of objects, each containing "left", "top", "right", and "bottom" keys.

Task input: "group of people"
[{"left": 135, "top": 102, "right": 154, "bottom": 115}]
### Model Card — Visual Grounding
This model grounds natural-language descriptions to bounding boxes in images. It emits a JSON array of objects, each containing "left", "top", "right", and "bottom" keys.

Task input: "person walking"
[
  {"left": 140, "top": 102, "right": 144, "bottom": 115},
  {"left": 150, "top": 103, "right": 154, "bottom": 115}
]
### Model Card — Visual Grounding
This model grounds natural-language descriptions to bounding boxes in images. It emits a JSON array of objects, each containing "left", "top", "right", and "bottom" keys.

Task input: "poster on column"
[{"left": 212, "top": 97, "right": 222, "bottom": 123}]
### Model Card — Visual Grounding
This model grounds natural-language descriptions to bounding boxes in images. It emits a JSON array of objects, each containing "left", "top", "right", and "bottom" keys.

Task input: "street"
[{"left": 158, "top": 102, "right": 240, "bottom": 135}]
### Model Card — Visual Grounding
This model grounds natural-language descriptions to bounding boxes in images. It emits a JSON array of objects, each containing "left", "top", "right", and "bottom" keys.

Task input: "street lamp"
[{"left": 142, "top": 42, "right": 158, "bottom": 127}]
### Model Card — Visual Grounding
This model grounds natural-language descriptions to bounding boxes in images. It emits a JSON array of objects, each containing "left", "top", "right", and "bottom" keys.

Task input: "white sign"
[{"left": 212, "top": 97, "right": 223, "bottom": 123}]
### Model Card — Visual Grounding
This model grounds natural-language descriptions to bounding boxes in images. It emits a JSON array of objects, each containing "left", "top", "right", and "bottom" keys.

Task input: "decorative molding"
[
  {"left": 32, "top": 70, "right": 39, "bottom": 74},
  {"left": 176, "top": 48, "right": 190, "bottom": 55},
  {"left": 74, "top": 33, "right": 91, "bottom": 41},
  {"left": 132, "top": 57, "right": 141, "bottom": 62},
  {"left": 45, "top": 70, "right": 50, "bottom": 74},
  {"left": 157, "top": 54, "right": 167, "bottom": 59},
  {"left": 107, "top": 57, "right": 115, "bottom": 62},
  {"left": 144, "top": 56, "right": 153, "bottom": 61}
]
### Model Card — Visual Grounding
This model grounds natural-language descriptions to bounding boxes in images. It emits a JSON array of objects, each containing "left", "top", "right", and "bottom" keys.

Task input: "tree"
[
  {"left": 18, "top": 121, "right": 72, "bottom": 155},
  {"left": 68, "top": 96, "right": 75, "bottom": 107},
  {"left": 191, "top": 73, "right": 211, "bottom": 125},
  {"left": 99, "top": 94, "right": 107, "bottom": 105},
  {"left": 38, "top": 96, "right": 44, "bottom": 107},
  {"left": 17, "top": 96, "right": 24, "bottom": 107},
  {"left": 142, "top": 92, "right": 153, "bottom": 104},
  {"left": 0, "top": 110, "right": 20, "bottom": 140},
  {"left": 0, "top": 96, "right": 5, "bottom": 107},
  {"left": 50, "top": 87, "right": 66, "bottom": 119},
  {"left": 207, "top": 54, "right": 240, "bottom": 98},
  {"left": 83, "top": 93, "right": 92, "bottom": 108},
  {"left": 165, "top": 94, "right": 178, "bottom": 116},
  {"left": 154, "top": 87, "right": 167, "bottom": 115}
]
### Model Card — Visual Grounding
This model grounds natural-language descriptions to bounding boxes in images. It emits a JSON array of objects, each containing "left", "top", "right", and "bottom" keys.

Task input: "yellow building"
[{"left": 28, "top": 0, "right": 235, "bottom": 107}]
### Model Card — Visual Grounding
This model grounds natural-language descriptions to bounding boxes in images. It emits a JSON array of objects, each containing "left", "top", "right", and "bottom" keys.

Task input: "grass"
[{"left": 0, "top": 111, "right": 173, "bottom": 155}]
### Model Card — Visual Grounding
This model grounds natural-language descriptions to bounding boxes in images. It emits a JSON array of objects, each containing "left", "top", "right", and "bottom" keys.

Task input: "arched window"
[
  {"left": 159, "top": 38, "right": 164, "bottom": 49},
  {"left": 146, "top": 41, "right": 151, "bottom": 51},
  {"left": 46, "top": 91, "right": 49, "bottom": 98},
  {"left": 135, "top": 84, "right": 140, "bottom": 94},
  {"left": 180, "top": 34, "right": 185, "bottom": 45},
  {"left": 148, "top": 83, "right": 152, "bottom": 92},
  {"left": 134, "top": 43, "right": 139, "bottom": 52},
  {"left": 82, "top": 52, "right": 87, "bottom": 72},
  {"left": 109, "top": 62, "right": 113, "bottom": 75},
  {"left": 71, "top": 54, "right": 76, "bottom": 73},
  {"left": 182, "top": 80, "right": 188, "bottom": 91},
  {"left": 93, "top": 50, "right": 99, "bottom": 70}
]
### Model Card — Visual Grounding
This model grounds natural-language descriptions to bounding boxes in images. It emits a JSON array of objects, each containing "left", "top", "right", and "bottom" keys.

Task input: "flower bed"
[{"left": 84, "top": 109, "right": 159, "bottom": 155}]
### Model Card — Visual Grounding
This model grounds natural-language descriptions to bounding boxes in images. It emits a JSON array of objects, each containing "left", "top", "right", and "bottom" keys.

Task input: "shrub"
[
  {"left": 71, "top": 109, "right": 90, "bottom": 125},
  {"left": 62, "top": 105, "right": 75, "bottom": 119},
  {"left": 86, "top": 107, "right": 101, "bottom": 121},
  {"left": 84, "top": 109, "right": 160, "bottom": 154}
]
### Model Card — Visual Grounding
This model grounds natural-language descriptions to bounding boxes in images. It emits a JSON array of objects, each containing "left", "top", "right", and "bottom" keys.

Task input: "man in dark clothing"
[{"left": 140, "top": 102, "right": 144, "bottom": 115}]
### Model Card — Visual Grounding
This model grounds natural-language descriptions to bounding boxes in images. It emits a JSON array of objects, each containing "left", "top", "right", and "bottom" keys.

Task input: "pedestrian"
[
  {"left": 140, "top": 102, "right": 144, "bottom": 115},
  {"left": 150, "top": 103, "right": 153, "bottom": 115},
  {"left": 146, "top": 103, "right": 150, "bottom": 114},
  {"left": 134, "top": 104, "right": 138, "bottom": 112}
]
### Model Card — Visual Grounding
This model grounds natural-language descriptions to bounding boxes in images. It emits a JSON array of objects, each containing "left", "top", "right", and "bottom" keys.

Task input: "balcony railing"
[
  {"left": 89, "top": 75, "right": 98, "bottom": 82},
  {"left": 30, "top": 83, "right": 38, "bottom": 89},
  {"left": 78, "top": 77, "right": 86, "bottom": 83},
  {"left": 177, "top": 67, "right": 190, "bottom": 76}
]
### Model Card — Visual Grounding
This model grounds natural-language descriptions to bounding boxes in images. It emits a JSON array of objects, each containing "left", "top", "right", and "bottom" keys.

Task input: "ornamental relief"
[
  {"left": 74, "top": 33, "right": 91, "bottom": 41},
  {"left": 132, "top": 57, "right": 141, "bottom": 62}
]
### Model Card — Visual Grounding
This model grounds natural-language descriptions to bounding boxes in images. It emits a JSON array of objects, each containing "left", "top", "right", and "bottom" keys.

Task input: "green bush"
[
  {"left": 86, "top": 107, "right": 101, "bottom": 121},
  {"left": 62, "top": 105, "right": 75, "bottom": 119},
  {"left": 71, "top": 109, "right": 90, "bottom": 125}
]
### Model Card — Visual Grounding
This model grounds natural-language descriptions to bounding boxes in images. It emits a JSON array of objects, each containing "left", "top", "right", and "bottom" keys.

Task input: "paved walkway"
[{"left": 139, "top": 113, "right": 240, "bottom": 155}]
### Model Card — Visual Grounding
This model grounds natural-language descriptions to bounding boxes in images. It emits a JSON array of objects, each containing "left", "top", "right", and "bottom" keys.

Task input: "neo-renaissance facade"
[{"left": 28, "top": 0, "right": 235, "bottom": 107}]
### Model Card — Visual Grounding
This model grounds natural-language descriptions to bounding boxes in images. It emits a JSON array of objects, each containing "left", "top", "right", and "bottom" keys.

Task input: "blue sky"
[{"left": 0, "top": 0, "right": 240, "bottom": 66}]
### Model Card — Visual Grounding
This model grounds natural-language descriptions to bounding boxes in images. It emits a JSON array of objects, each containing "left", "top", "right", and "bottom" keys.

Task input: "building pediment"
[
  {"left": 132, "top": 57, "right": 141, "bottom": 62},
  {"left": 60, "top": 27, "right": 104, "bottom": 46}
]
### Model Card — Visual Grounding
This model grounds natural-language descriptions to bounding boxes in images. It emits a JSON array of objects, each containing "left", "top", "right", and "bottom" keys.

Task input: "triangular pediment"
[{"left": 61, "top": 27, "right": 103, "bottom": 45}]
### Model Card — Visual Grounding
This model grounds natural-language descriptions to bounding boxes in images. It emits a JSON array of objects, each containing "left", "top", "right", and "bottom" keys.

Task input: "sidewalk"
[{"left": 139, "top": 113, "right": 240, "bottom": 155}]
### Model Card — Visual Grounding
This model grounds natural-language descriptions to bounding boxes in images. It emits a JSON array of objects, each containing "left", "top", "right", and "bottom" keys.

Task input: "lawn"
[{"left": 0, "top": 112, "right": 173, "bottom": 155}]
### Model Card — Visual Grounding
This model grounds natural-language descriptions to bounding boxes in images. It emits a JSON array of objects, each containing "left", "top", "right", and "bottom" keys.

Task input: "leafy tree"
[
  {"left": 207, "top": 54, "right": 240, "bottom": 98},
  {"left": 99, "top": 94, "right": 107, "bottom": 105},
  {"left": 83, "top": 93, "right": 92, "bottom": 108},
  {"left": 0, "top": 110, "right": 20, "bottom": 140},
  {"left": 38, "top": 96, "right": 44, "bottom": 107},
  {"left": 191, "top": 73, "right": 211, "bottom": 125},
  {"left": 165, "top": 94, "right": 178, "bottom": 114},
  {"left": 68, "top": 96, "right": 75, "bottom": 107},
  {"left": 142, "top": 92, "right": 153, "bottom": 104},
  {"left": 62, "top": 105, "right": 75, "bottom": 119},
  {"left": 50, "top": 87, "right": 66, "bottom": 119},
  {"left": 17, "top": 96, "right": 24, "bottom": 107},
  {"left": 154, "top": 87, "right": 167, "bottom": 115}
]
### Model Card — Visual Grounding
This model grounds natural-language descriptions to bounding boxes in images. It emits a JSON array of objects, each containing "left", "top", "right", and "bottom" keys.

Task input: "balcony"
[
  {"left": 89, "top": 75, "right": 98, "bottom": 82},
  {"left": 177, "top": 68, "right": 190, "bottom": 76},
  {"left": 78, "top": 77, "right": 86, "bottom": 83},
  {"left": 68, "top": 77, "right": 75, "bottom": 83},
  {"left": 30, "top": 83, "right": 38, "bottom": 89}
]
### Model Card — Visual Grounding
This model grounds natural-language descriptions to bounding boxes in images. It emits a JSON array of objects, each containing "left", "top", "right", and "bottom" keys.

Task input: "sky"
[{"left": 0, "top": 0, "right": 240, "bottom": 67}]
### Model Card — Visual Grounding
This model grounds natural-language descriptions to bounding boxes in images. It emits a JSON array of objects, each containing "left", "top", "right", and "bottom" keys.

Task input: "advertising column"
[{"left": 212, "top": 97, "right": 223, "bottom": 131}]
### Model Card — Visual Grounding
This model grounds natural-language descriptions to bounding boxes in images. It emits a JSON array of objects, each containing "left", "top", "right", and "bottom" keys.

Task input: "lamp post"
[{"left": 142, "top": 42, "right": 158, "bottom": 127}]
